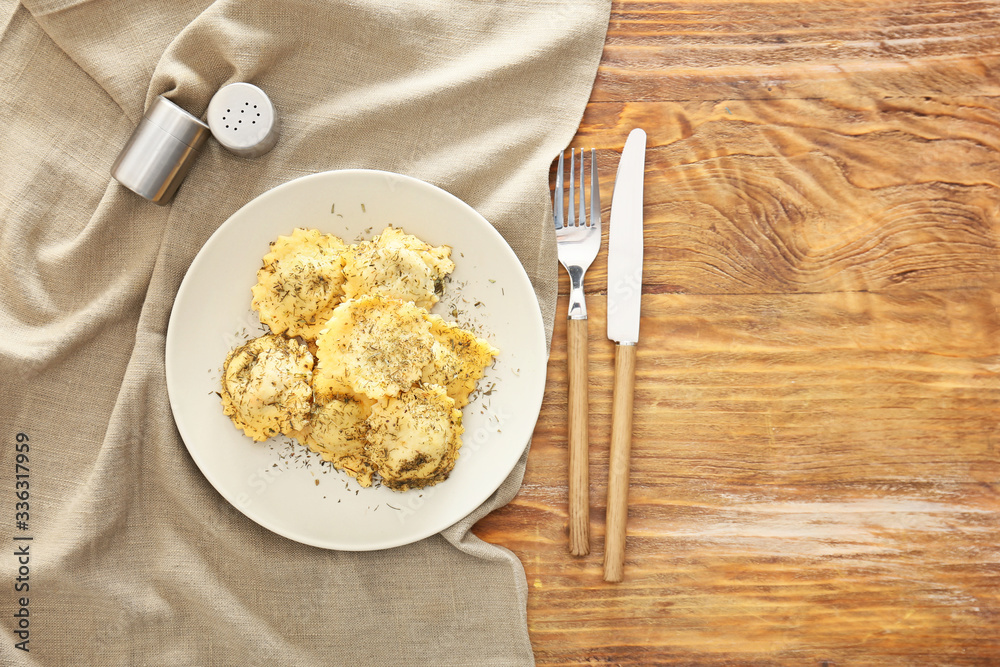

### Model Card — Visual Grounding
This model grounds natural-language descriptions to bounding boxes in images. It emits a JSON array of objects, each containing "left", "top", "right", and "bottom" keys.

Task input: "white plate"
[{"left": 165, "top": 169, "right": 546, "bottom": 551}]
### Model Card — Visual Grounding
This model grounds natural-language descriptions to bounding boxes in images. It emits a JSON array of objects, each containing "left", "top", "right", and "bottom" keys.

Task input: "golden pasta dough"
[
  {"left": 251, "top": 227, "right": 348, "bottom": 341},
  {"left": 342, "top": 227, "right": 454, "bottom": 309},
  {"left": 422, "top": 314, "right": 499, "bottom": 408},
  {"left": 220, "top": 334, "right": 314, "bottom": 441},
  {"left": 313, "top": 295, "right": 435, "bottom": 401},
  {"left": 365, "top": 384, "right": 463, "bottom": 491},
  {"left": 298, "top": 395, "right": 376, "bottom": 487}
]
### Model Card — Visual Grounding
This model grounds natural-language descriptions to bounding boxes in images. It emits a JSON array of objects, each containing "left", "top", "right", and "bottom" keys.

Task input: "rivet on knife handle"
[{"left": 603, "top": 129, "right": 645, "bottom": 582}]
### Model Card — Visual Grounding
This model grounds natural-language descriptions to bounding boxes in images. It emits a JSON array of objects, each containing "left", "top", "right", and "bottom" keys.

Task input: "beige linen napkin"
[{"left": 0, "top": 0, "right": 609, "bottom": 664}]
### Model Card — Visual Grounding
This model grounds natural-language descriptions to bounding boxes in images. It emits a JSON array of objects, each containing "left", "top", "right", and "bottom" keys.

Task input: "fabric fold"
[{"left": 1, "top": 1, "right": 610, "bottom": 664}]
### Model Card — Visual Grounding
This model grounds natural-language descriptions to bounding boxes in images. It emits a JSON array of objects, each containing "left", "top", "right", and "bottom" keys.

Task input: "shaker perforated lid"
[
  {"left": 110, "top": 95, "right": 210, "bottom": 205},
  {"left": 206, "top": 83, "right": 279, "bottom": 157}
]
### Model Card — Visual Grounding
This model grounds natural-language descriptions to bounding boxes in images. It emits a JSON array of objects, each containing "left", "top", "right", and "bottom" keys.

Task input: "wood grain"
[
  {"left": 474, "top": 0, "right": 1000, "bottom": 663},
  {"left": 604, "top": 343, "right": 637, "bottom": 582},
  {"left": 567, "top": 317, "right": 592, "bottom": 556}
]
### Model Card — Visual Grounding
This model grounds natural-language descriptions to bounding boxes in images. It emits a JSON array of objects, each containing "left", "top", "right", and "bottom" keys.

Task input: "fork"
[{"left": 554, "top": 147, "right": 601, "bottom": 557}]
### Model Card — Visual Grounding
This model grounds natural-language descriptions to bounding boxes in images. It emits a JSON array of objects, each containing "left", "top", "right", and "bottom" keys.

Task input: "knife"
[{"left": 603, "top": 128, "right": 646, "bottom": 583}]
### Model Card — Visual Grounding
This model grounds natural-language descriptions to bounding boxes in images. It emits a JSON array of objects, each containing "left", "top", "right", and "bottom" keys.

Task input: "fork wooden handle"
[
  {"left": 603, "top": 343, "right": 636, "bottom": 582},
  {"left": 567, "top": 317, "right": 591, "bottom": 556}
]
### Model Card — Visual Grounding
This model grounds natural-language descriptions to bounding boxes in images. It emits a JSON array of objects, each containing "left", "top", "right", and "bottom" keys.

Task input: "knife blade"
[{"left": 603, "top": 128, "right": 646, "bottom": 583}]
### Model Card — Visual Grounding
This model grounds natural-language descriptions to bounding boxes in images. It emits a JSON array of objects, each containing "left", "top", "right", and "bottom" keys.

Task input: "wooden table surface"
[{"left": 472, "top": 1, "right": 1000, "bottom": 664}]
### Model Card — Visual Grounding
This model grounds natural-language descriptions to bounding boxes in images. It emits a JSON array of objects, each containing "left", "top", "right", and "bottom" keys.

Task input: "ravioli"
[
  {"left": 220, "top": 334, "right": 313, "bottom": 441},
  {"left": 298, "top": 395, "right": 376, "bottom": 487},
  {"left": 313, "top": 295, "right": 435, "bottom": 401},
  {"left": 251, "top": 227, "right": 348, "bottom": 341},
  {"left": 224, "top": 224, "right": 499, "bottom": 493},
  {"left": 365, "top": 384, "right": 463, "bottom": 491},
  {"left": 422, "top": 315, "right": 499, "bottom": 408},
  {"left": 342, "top": 227, "right": 454, "bottom": 309}
]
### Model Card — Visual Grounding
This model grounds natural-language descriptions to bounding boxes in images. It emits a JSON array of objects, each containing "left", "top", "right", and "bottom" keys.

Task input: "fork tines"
[{"left": 554, "top": 148, "right": 600, "bottom": 231}]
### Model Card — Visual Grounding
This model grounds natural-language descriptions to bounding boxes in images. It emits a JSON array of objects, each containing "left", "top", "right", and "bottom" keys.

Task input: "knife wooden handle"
[
  {"left": 567, "top": 317, "right": 591, "bottom": 556},
  {"left": 604, "top": 343, "right": 636, "bottom": 582}
]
